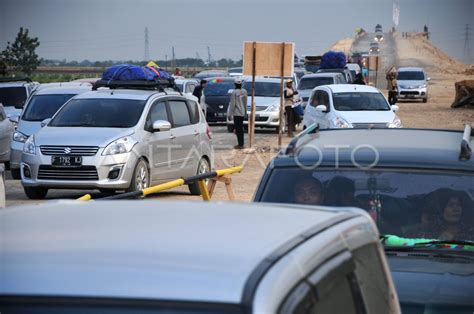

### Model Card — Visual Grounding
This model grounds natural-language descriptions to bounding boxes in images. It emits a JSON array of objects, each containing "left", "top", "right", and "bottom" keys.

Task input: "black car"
[
  {"left": 203, "top": 77, "right": 236, "bottom": 123},
  {"left": 254, "top": 124, "right": 474, "bottom": 313}
]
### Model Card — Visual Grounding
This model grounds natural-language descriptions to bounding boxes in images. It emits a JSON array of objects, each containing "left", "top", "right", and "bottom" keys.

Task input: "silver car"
[
  {"left": 1, "top": 201, "right": 400, "bottom": 313},
  {"left": 0, "top": 78, "right": 39, "bottom": 121},
  {"left": 10, "top": 83, "right": 92, "bottom": 179},
  {"left": 21, "top": 88, "right": 212, "bottom": 199},
  {"left": 397, "top": 67, "right": 430, "bottom": 102},
  {"left": 297, "top": 73, "right": 345, "bottom": 107},
  {"left": 0, "top": 104, "right": 14, "bottom": 165}
]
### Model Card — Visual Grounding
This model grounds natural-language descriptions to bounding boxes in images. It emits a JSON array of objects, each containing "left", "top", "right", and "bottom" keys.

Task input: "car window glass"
[
  {"left": 146, "top": 101, "right": 168, "bottom": 130},
  {"left": 186, "top": 84, "right": 196, "bottom": 93},
  {"left": 187, "top": 100, "right": 200, "bottom": 124},
  {"left": 278, "top": 282, "right": 317, "bottom": 314},
  {"left": 22, "top": 94, "right": 76, "bottom": 121},
  {"left": 168, "top": 100, "right": 191, "bottom": 127},
  {"left": 352, "top": 244, "right": 392, "bottom": 313},
  {"left": 0, "top": 87, "right": 27, "bottom": 107},
  {"left": 310, "top": 91, "right": 321, "bottom": 107}
]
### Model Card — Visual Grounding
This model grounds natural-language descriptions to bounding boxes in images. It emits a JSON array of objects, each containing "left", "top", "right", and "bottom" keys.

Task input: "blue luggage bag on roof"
[{"left": 102, "top": 64, "right": 157, "bottom": 81}]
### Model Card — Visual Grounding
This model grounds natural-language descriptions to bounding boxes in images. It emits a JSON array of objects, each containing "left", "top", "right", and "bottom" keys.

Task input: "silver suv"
[
  {"left": 10, "top": 83, "right": 93, "bottom": 179},
  {"left": 21, "top": 87, "right": 212, "bottom": 199},
  {"left": 0, "top": 77, "right": 39, "bottom": 121}
]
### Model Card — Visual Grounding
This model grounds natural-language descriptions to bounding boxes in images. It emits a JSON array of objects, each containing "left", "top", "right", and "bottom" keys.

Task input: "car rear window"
[
  {"left": 0, "top": 86, "right": 27, "bottom": 108},
  {"left": 204, "top": 80, "right": 235, "bottom": 96},
  {"left": 299, "top": 77, "right": 334, "bottom": 90},
  {"left": 22, "top": 94, "right": 76, "bottom": 121},
  {"left": 49, "top": 98, "right": 146, "bottom": 128},
  {"left": 258, "top": 168, "right": 474, "bottom": 246}
]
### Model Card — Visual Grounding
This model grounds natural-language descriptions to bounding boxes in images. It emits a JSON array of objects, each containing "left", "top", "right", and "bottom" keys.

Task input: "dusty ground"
[{"left": 4, "top": 32, "right": 473, "bottom": 206}]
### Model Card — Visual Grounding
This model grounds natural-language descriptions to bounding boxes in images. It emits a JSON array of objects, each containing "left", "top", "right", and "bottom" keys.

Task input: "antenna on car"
[
  {"left": 284, "top": 123, "right": 319, "bottom": 156},
  {"left": 459, "top": 124, "right": 472, "bottom": 161}
]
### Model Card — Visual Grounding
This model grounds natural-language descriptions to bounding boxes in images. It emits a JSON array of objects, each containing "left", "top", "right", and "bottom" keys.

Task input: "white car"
[
  {"left": 298, "top": 73, "right": 345, "bottom": 108},
  {"left": 174, "top": 78, "right": 199, "bottom": 95},
  {"left": 303, "top": 84, "right": 402, "bottom": 129},
  {"left": 397, "top": 67, "right": 430, "bottom": 103}
]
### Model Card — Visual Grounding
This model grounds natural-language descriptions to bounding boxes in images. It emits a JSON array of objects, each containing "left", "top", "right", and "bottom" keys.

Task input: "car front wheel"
[
  {"left": 126, "top": 158, "right": 150, "bottom": 193},
  {"left": 188, "top": 157, "right": 210, "bottom": 195},
  {"left": 24, "top": 186, "right": 48, "bottom": 199}
]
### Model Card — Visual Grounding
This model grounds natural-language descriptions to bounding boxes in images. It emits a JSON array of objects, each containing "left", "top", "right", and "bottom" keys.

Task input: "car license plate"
[
  {"left": 217, "top": 112, "right": 226, "bottom": 117},
  {"left": 52, "top": 156, "right": 82, "bottom": 167}
]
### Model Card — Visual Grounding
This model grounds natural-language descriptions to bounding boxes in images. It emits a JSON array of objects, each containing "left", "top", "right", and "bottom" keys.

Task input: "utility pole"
[
  {"left": 144, "top": 27, "right": 149, "bottom": 61},
  {"left": 464, "top": 24, "right": 472, "bottom": 63}
]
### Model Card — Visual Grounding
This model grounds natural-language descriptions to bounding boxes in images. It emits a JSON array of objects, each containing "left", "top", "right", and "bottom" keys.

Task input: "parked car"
[
  {"left": 345, "top": 63, "right": 362, "bottom": 79},
  {"left": 0, "top": 104, "right": 14, "bottom": 166},
  {"left": 194, "top": 70, "right": 228, "bottom": 80},
  {"left": 297, "top": 73, "right": 345, "bottom": 107},
  {"left": 20, "top": 83, "right": 212, "bottom": 199},
  {"left": 0, "top": 200, "right": 400, "bottom": 313},
  {"left": 302, "top": 84, "right": 402, "bottom": 129},
  {"left": 317, "top": 68, "right": 352, "bottom": 83},
  {"left": 397, "top": 67, "right": 430, "bottom": 103},
  {"left": 294, "top": 67, "right": 307, "bottom": 85},
  {"left": 0, "top": 77, "right": 39, "bottom": 122},
  {"left": 9, "top": 83, "right": 93, "bottom": 179},
  {"left": 228, "top": 67, "right": 243, "bottom": 77},
  {"left": 369, "top": 42, "right": 380, "bottom": 55},
  {"left": 227, "top": 77, "right": 282, "bottom": 133},
  {"left": 254, "top": 125, "right": 474, "bottom": 314},
  {"left": 174, "top": 78, "right": 199, "bottom": 95},
  {"left": 203, "top": 77, "right": 236, "bottom": 123}
]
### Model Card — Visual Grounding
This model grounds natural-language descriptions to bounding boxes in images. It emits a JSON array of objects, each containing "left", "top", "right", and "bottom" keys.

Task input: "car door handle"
[
  {"left": 194, "top": 131, "right": 199, "bottom": 136},
  {"left": 170, "top": 135, "right": 176, "bottom": 140}
]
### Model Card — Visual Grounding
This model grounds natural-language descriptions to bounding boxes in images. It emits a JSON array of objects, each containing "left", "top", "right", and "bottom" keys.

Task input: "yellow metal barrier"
[{"left": 77, "top": 165, "right": 243, "bottom": 201}]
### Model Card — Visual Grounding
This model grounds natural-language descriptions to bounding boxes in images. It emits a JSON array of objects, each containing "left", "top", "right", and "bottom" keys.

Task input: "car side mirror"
[
  {"left": 152, "top": 120, "right": 171, "bottom": 132},
  {"left": 41, "top": 118, "right": 51, "bottom": 127},
  {"left": 426, "top": 77, "right": 431, "bottom": 81},
  {"left": 9, "top": 115, "right": 19, "bottom": 124},
  {"left": 14, "top": 103, "right": 24, "bottom": 110},
  {"left": 391, "top": 105, "right": 399, "bottom": 112},
  {"left": 315, "top": 105, "right": 328, "bottom": 112}
]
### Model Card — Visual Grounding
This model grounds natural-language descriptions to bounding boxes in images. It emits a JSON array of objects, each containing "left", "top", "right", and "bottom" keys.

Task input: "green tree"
[{"left": 1, "top": 27, "right": 41, "bottom": 76}]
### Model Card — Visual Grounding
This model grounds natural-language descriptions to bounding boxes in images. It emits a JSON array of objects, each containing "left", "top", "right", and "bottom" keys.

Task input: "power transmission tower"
[
  {"left": 144, "top": 27, "right": 149, "bottom": 61},
  {"left": 464, "top": 24, "right": 472, "bottom": 63},
  {"left": 207, "top": 46, "right": 212, "bottom": 65}
]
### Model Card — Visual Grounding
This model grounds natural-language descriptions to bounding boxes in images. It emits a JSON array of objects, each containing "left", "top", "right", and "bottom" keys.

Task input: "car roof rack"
[
  {"left": 459, "top": 124, "right": 472, "bottom": 161},
  {"left": 0, "top": 77, "right": 32, "bottom": 83},
  {"left": 283, "top": 123, "right": 319, "bottom": 156},
  {"left": 92, "top": 78, "right": 179, "bottom": 93}
]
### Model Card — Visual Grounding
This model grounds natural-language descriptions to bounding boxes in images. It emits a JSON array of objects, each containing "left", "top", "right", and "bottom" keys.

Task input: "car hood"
[
  {"left": 397, "top": 80, "right": 426, "bottom": 87},
  {"left": 17, "top": 120, "right": 42, "bottom": 137},
  {"left": 246, "top": 96, "right": 280, "bottom": 109},
  {"left": 337, "top": 110, "right": 396, "bottom": 124},
  {"left": 4, "top": 106, "right": 22, "bottom": 119},
  {"left": 34, "top": 127, "right": 135, "bottom": 147},
  {"left": 388, "top": 255, "right": 474, "bottom": 306}
]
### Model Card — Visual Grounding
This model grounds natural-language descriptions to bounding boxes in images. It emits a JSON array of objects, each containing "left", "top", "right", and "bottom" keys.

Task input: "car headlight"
[
  {"left": 266, "top": 103, "right": 280, "bottom": 111},
  {"left": 102, "top": 136, "right": 137, "bottom": 156},
  {"left": 389, "top": 117, "right": 403, "bottom": 128},
  {"left": 419, "top": 84, "right": 427, "bottom": 88},
  {"left": 332, "top": 116, "right": 351, "bottom": 128},
  {"left": 13, "top": 131, "right": 29, "bottom": 143},
  {"left": 398, "top": 85, "right": 406, "bottom": 89},
  {"left": 23, "top": 135, "right": 36, "bottom": 155}
]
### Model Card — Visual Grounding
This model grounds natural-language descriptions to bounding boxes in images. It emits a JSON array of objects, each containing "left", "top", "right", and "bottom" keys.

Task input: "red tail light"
[{"left": 206, "top": 124, "right": 212, "bottom": 139}]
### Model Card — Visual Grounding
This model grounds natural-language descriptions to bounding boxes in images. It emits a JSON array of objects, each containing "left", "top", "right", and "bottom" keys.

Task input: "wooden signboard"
[{"left": 243, "top": 42, "right": 294, "bottom": 77}]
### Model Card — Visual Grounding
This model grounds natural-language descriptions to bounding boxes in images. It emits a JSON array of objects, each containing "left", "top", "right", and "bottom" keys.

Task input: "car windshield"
[
  {"left": 333, "top": 92, "right": 390, "bottom": 111},
  {"left": 259, "top": 168, "right": 474, "bottom": 248},
  {"left": 204, "top": 81, "right": 235, "bottom": 96},
  {"left": 397, "top": 71, "right": 425, "bottom": 80},
  {"left": 22, "top": 94, "right": 76, "bottom": 121},
  {"left": 49, "top": 98, "right": 146, "bottom": 128},
  {"left": 0, "top": 86, "right": 27, "bottom": 108},
  {"left": 243, "top": 82, "right": 281, "bottom": 97},
  {"left": 299, "top": 77, "right": 334, "bottom": 90}
]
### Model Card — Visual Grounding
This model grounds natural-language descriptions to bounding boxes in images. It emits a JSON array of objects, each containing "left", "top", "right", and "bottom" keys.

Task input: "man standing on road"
[
  {"left": 193, "top": 79, "right": 207, "bottom": 115},
  {"left": 284, "top": 79, "right": 299, "bottom": 137},
  {"left": 386, "top": 67, "right": 398, "bottom": 105},
  {"left": 227, "top": 78, "right": 248, "bottom": 149}
]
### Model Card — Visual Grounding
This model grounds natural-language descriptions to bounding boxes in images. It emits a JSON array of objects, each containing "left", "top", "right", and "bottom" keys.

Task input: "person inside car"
[
  {"left": 435, "top": 189, "right": 473, "bottom": 241},
  {"left": 293, "top": 178, "right": 324, "bottom": 205},
  {"left": 324, "top": 176, "right": 362, "bottom": 208}
]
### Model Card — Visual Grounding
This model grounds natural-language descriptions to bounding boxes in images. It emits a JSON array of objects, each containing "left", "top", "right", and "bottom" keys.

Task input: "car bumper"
[
  {"left": 10, "top": 140, "right": 23, "bottom": 170},
  {"left": 21, "top": 149, "right": 138, "bottom": 190},
  {"left": 398, "top": 87, "right": 427, "bottom": 99},
  {"left": 243, "top": 111, "right": 280, "bottom": 127}
]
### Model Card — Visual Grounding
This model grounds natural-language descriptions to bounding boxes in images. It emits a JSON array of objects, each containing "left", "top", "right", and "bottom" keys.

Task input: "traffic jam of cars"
[{"left": 0, "top": 22, "right": 472, "bottom": 314}]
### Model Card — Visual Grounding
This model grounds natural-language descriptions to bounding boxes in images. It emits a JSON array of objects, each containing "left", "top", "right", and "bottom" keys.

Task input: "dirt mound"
[
  {"left": 395, "top": 32, "right": 468, "bottom": 74},
  {"left": 329, "top": 38, "right": 354, "bottom": 55}
]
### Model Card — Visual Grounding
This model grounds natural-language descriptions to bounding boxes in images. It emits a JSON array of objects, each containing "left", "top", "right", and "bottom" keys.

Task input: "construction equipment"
[{"left": 452, "top": 80, "right": 474, "bottom": 108}]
